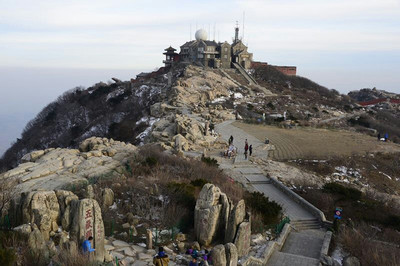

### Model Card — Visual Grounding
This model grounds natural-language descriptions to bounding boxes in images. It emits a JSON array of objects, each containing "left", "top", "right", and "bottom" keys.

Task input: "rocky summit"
[{"left": 1, "top": 63, "right": 400, "bottom": 266}]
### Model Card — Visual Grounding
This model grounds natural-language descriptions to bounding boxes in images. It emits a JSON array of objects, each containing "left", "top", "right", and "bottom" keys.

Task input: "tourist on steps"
[
  {"left": 82, "top": 236, "right": 95, "bottom": 254},
  {"left": 153, "top": 246, "right": 170, "bottom": 266},
  {"left": 244, "top": 140, "right": 249, "bottom": 160},
  {"left": 249, "top": 144, "right": 253, "bottom": 156}
]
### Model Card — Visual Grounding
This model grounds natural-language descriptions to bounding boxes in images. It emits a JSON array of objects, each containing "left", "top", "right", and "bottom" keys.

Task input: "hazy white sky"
[
  {"left": 0, "top": 0, "right": 400, "bottom": 155},
  {"left": 1, "top": 0, "right": 400, "bottom": 89}
]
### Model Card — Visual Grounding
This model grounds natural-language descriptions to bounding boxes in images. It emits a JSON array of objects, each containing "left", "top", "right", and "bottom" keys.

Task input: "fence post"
[{"left": 111, "top": 219, "right": 115, "bottom": 236}]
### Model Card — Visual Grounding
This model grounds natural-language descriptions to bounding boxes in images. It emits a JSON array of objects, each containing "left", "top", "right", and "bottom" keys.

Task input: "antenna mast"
[
  {"left": 213, "top": 23, "right": 216, "bottom": 41},
  {"left": 243, "top": 11, "right": 245, "bottom": 42}
]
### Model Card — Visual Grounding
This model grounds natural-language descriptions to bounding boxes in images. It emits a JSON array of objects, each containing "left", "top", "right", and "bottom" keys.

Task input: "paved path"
[
  {"left": 215, "top": 120, "right": 266, "bottom": 159},
  {"left": 215, "top": 120, "right": 327, "bottom": 266},
  {"left": 215, "top": 120, "right": 314, "bottom": 221}
]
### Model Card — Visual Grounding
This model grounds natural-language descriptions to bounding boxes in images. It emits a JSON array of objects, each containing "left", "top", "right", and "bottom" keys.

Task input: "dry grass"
[
  {"left": 91, "top": 145, "right": 245, "bottom": 240},
  {"left": 338, "top": 224, "right": 400, "bottom": 266},
  {"left": 51, "top": 247, "right": 97, "bottom": 266}
]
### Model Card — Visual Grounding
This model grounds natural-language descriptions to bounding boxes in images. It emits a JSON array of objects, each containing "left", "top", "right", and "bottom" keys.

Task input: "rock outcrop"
[
  {"left": 211, "top": 244, "right": 227, "bottom": 266},
  {"left": 21, "top": 190, "right": 60, "bottom": 240},
  {"left": 12, "top": 189, "right": 105, "bottom": 262},
  {"left": 225, "top": 243, "right": 238, "bottom": 266},
  {"left": 70, "top": 198, "right": 105, "bottom": 262},
  {"left": 225, "top": 199, "right": 246, "bottom": 243},
  {"left": 233, "top": 221, "right": 251, "bottom": 257},
  {"left": 194, "top": 183, "right": 232, "bottom": 246},
  {"left": 194, "top": 184, "right": 251, "bottom": 258},
  {"left": 0, "top": 137, "right": 137, "bottom": 194}
]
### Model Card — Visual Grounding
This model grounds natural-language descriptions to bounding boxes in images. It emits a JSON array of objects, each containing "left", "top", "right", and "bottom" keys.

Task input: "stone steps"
[
  {"left": 268, "top": 251, "right": 320, "bottom": 266},
  {"left": 291, "top": 219, "right": 321, "bottom": 230}
]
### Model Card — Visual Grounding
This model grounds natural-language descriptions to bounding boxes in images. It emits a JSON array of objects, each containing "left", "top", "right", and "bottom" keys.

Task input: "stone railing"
[
  {"left": 269, "top": 177, "right": 332, "bottom": 226},
  {"left": 320, "top": 231, "right": 332, "bottom": 257},
  {"left": 240, "top": 223, "right": 291, "bottom": 266}
]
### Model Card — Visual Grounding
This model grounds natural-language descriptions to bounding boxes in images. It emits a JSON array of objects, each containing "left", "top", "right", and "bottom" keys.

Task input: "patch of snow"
[
  {"left": 137, "top": 243, "right": 146, "bottom": 248},
  {"left": 109, "top": 202, "right": 118, "bottom": 210},
  {"left": 136, "top": 116, "right": 148, "bottom": 125},
  {"left": 233, "top": 92, "right": 243, "bottom": 99},
  {"left": 211, "top": 97, "right": 227, "bottom": 103},
  {"left": 379, "top": 172, "right": 392, "bottom": 180},
  {"left": 331, "top": 246, "right": 346, "bottom": 265},
  {"left": 106, "top": 88, "right": 124, "bottom": 101},
  {"left": 136, "top": 117, "right": 160, "bottom": 144},
  {"left": 135, "top": 85, "right": 149, "bottom": 97}
]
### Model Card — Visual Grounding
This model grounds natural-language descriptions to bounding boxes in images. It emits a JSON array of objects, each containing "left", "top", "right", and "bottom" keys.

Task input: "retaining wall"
[
  {"left": 269, "top": 177, "right": 332, "bottom": 226},
  {"left": 240, "top": 223, "right": 291, "bottom": 266}
]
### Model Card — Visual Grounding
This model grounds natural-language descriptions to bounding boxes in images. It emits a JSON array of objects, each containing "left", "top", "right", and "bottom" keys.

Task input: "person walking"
[
  {"left": 229, "top": 135, "right": 234, "bottom": 145},
  {"left": 244, "top": 141, "right": 249, "bottom": 160},
  {"left": 82, "top": 236, "right": 95, "bottom": 255},
  {"left": 384, "top": 133, "right": 389, "bottom": 142},
  {"left": 377, "top": 132, "right": 381, "bottom": 141},
  {"left": 249, "top": 144, "right": 253, "bottom": 156},
  {"left": 153, "top": 246, "right": 170, "bottom": 266}
]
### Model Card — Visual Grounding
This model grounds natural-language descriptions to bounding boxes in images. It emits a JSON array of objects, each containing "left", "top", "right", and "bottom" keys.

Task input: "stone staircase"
[
  {"left": 219, "top": 69, "right": 255, "bottom": 96},
  {"left": 232, "top": 62, "right": 258, "bottom": 85},
  {"left": 267, "top": 227, "right": 326, "bottom": 266},
  {"left": 268, "top": 251, "right": 320, "bottom": 266},
  {"left": 291, "top": 219, "right": 322, "bottom": 231}
]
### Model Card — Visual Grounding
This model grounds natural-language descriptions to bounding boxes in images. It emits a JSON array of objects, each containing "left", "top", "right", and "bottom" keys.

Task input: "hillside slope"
[{"left": 1, "top": 63, "right": 399, "bottom": 171}]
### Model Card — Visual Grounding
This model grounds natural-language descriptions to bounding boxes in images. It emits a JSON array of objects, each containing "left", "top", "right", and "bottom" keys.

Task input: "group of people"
[
  {"left": 225, "top": 135, "right": 252, "bottom": 160},
  {"left": 82, "top": 237, "right": 210, "bottom": 266},
  {"left": 377, "top": 132, "right": 389, "bottom": 142},
  {"left": 153, "top": 246, "right": 211, "bottom": 266}
]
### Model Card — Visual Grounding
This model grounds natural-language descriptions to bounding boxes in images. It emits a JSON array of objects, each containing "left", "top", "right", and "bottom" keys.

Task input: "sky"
[{"left": 0, "top": 0, "right": 400, "bottom": 155}]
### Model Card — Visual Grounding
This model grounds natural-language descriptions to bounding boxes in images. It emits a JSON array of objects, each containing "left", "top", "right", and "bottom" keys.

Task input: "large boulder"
[
  {"left": 233, "top": 222, "right": 251, "bottom": 257},
  {"left": 225, "top": 243, "right": 238, "bottom": 266},
  {"left": 102, "top": 188, "right": 114, "bottom": 209},
  {"left": 55, "top": 190, "right": 78, "bottom": 231},
  {"left": 211, "top": 244, "right": 227, "bottom": 266},
  {"left": 195, "top": 184, "right": 226, "bottom": 245},
  {"left": 70, "top": 198, "right": 105, "bottom": 262},
  {"left": 21, "top": 191, "right": 60, "bottom": 240},
  {"left": 13, "top": 224, "right": 32, "bottom": 236},
  {"left": 28, "top": 227, "right": 49, "bottom": 259},
  {"left": 225, "top": 200, "right": 246, "bottom": 243}
]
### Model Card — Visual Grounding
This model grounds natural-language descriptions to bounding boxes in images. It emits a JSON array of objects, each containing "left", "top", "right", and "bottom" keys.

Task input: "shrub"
[
  {"left": 190, "top": 178, "right": 208, "bottom": 188},
  {"left": 201, "top": 156, "right": 219, "bottom": 167},
  {"left": 384, "top": 215, "right": 400, "bottom": 231},
  {"left": 245, "top": 191, "right": 282, "bottom": 225},
  {"left": 338, "top": 224, "right": 400, "bottom": 266},
  {"left": 323, "top": 182, "right": 362, "bottom": 200},
  {"left": 143, "top": 156, "right": 158, "bottom": 167},
  {"left": 167, "top": 182, "right": 196, "bottom": 209},
  {"left": 0, "top": 247, "right": 16, "bottom": 266}
]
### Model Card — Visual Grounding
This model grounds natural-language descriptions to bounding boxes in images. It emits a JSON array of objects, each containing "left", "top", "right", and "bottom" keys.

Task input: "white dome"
[{"left": 195, "top": 29, "right": 208, "bottom": 41}]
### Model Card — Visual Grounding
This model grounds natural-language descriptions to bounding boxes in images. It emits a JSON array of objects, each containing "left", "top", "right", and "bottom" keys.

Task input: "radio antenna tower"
[{"left": 243, "top": 11, "right": 245, "bottom": 42}]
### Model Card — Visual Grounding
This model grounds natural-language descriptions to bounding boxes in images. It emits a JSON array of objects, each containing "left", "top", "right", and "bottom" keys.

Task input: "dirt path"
[{"left": 232, "top": 122, "right": 400, "bottom": 160}]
